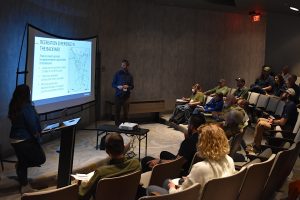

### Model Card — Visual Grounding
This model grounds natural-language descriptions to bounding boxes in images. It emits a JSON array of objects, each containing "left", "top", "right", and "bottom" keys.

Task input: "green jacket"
[
  {"left": 206, "top": 86, "right": 229, "bottom": 96},
  {"left": 233, "top": 86, "right": 249, "bottom": 99},
  {"left": 79, "top": 157, "right": 141, "bottom": 200},
  {"left": 190, "top": 92, "right": 205, "bottom": 105}
]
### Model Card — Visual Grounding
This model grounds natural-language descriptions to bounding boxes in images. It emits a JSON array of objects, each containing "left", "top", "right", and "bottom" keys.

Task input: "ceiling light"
[{"left": 290, "top": 6, "right": 299, "bottom": 12}]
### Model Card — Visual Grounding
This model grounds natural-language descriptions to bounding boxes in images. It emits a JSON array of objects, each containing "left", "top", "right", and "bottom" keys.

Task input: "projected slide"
[
  {"left": 32, "top": 37, "right": 92, "bottom": 101},
  {"left": 26, "top": 25, "right": 96, "bottom": 114}
]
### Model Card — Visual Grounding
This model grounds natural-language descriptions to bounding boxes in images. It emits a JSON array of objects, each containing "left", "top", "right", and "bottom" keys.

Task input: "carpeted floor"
[{"left": 0, "top": 120, "right": 184, "bottom": 199}]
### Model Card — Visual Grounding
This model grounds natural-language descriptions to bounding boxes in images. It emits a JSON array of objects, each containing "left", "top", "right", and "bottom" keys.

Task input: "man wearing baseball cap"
[
  {"left": 250, "top": 65, "right": 275, "bottom": 94},
  {"left": 233, "top": 78, "right": 249, "bottom": 100},
  {"left": 248, "top": 88, "right": 298, "bottom": 153},
  {"left": 204, "top": 78, "right": 229, "bottom": 97}
]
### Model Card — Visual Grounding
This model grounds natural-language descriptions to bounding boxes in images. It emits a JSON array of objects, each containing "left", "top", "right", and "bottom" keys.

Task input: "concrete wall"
[
  {"left": 0, "top": 0, "right": 266, "bottom": 156},
  {"left": 265, "top": 13, "right": 300, "bottom": 76}
]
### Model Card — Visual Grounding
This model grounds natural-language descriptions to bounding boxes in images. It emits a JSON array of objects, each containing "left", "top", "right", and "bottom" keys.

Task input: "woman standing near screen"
[{"left": 8, "top": 84, "right": 46, "bottom": 193}]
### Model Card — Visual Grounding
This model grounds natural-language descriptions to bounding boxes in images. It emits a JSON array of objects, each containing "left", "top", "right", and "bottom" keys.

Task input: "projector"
[{"left": 118, "top": 122, "right": 139, "bottom": 131}]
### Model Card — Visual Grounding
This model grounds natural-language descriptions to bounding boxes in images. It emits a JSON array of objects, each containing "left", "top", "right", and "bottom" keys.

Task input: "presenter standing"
[{"left": 112, "top": 59, "right": 134, "bottom": 126}]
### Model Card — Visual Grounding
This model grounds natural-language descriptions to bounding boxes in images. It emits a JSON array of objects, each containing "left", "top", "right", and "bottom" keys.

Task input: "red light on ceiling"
[{"left": 252, "top": 14, "right": 261, "bottom": 22}]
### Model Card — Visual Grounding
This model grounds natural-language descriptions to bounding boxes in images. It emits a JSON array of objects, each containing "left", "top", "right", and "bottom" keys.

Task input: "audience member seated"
[
  {"left": 282, "top": 75, "right": 300, "bottom": 104},
  {"left": 141, "top": 114, "right": 206, "bottom": 176},
  {"left": 222, "top": 107, "right": 247, "bottom": 139},
  {"left": 273, "top": 74, "right": 287, "bottom": 97},
  {"left": 233, "top": 77, "right": 249, "bottom": 100},
  {"left": 169, "top": 83, "right": 205, "bottom": 124},
  {"left": 146, "top": 124, "right": 235, "bottom": 196},
  {"left": 78, "top": 133, "right": 141, "bottom": 200},
  {"left": 194, "top": 92, "right": 224, "bottom": 114},
  {"left": 236, "top": 99, "right": 250, "bottom": 125},
  {"left": 211, "top": 94, "right": 238, "bottom": 121},
  {"left": 204, "top": 78, "right": 229, "bottom": 97},
  {"left": 281, "top": 65, "right": 291, "bottom": 84},
  {"left": 248, "top": 88, "right": 298, "bottom": 154},
  {"left": 222, "top": 109, "right": 247, "bottom": 162},
  {"left": 250, "top": 66, "right": 275, "bottom": 94}
]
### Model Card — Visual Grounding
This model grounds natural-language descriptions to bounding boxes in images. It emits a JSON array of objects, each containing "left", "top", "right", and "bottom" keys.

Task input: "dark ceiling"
[{"left": 153, "top": 0, "right": 300, "bottom": 16}]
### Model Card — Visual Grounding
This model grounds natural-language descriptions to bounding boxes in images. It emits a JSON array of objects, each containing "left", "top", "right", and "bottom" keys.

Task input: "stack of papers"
[
  {"left": 71, "top": 171, "right": 95, "bottom": 181},
  {"left": 176, "top": 99, "right": 188, "bottom": 103}
]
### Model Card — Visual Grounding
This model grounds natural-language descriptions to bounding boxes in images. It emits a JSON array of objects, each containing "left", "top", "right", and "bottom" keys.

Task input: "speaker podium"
[{"left": 42, "top": 118, "right": 80, "bottom": 188}]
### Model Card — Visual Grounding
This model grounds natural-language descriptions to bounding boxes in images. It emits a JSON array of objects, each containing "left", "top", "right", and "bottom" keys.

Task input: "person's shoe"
[{"left": 20, "top": 184, "right": 38, "bottom": 194}]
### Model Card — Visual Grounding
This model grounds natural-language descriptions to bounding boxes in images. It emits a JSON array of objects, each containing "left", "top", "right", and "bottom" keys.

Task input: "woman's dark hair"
[
  {"left": 189, "top": 113, "right": 206, "bottom": 129},
  {"left": 8, "top": 84, "right": 32, "bottom": 121},
  {"left": 275, "top": 74, "right": 284, "bottom": 85}
]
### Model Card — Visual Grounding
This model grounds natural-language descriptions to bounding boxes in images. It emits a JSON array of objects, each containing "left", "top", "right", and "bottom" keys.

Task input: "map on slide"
[{"left": 68, "top": 47, "right": 91, "bottom": 94}]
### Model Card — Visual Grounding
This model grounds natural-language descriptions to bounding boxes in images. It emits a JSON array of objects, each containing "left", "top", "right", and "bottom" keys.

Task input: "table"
[{"left": 96, "top": 124, "right": 149, "bottom": 160}]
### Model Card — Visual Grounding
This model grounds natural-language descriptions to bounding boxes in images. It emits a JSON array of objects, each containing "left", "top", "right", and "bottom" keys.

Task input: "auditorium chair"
[
  {"left": 261, "top": 142, "right": 300, "bottom": 200},
  {"left": 261, "top": 96, "right": 281, "bottom": 117},
  {"left": 246, "top": 92, "right": 260, "bottom": 122},
  {"left": 253, "top": 94, "right": 270, "bottom": 119},
  {"left": 255, "top": 94, "right": 270, "bottom": 111},
  {"left": 264, "top": 111, "right": 300, "bottom": 152},
  {"left": 237, "top": 154, "right": 276, "bottom": 200},
  {"left": 272, "top": 100, "right": 285, "bottom": 118},
  {"left": 95, "top": 170, "right": 141, "bottom": 200},
  {"left": 227, "top": 88, "right": 236, "bottom": 96},
  {"left": 138, "top": 183, "right": 200, "bottom": 200},
  {"left": 199, "top": 167, "right": 247, "bottom": 200},
  {"left": 140, "top": 157, "right": 185, "bottom": 188},
  {"left": 205, "top": 95, "right": 213, "bottom": 104},
  {"left": 21, "top": 184, "right": 78, "bottom": 200},
  {"left": 247, "top": 92, "right": 260, "bottom": 106}
]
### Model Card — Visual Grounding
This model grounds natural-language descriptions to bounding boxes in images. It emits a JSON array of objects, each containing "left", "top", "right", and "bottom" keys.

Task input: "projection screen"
[{"left": 26, "top": 25, "right": 96, "bottom": 114}]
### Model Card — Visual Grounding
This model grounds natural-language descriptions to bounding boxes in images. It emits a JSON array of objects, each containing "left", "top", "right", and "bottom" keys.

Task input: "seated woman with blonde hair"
[{"left": 147, "top": 124, "right": 236, "bottom": 196}]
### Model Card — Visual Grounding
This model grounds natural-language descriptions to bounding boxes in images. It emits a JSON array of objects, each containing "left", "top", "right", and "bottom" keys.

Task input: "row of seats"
[
  {"left": 21, "top": 138, "right": 300, "bottom": 200},
  {"left": 246, "top": 91, "right": 300, "bottom": 144}
]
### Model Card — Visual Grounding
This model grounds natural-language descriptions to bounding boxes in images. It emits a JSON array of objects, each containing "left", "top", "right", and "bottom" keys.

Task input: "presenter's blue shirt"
[
  {"left": 112, "top": 69, "right": 134, "bottom": 97},
  {"left": 10, "top": 103, "right": 41, "bottom": 140}
]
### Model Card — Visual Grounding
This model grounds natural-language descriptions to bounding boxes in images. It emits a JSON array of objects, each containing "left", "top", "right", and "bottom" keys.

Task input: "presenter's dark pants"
[
  {"left": 11, "top": 139, "right": 46, "bottom": 186},
  {"left": 115, "top": 95, "right": 130, "bottom": 126}
]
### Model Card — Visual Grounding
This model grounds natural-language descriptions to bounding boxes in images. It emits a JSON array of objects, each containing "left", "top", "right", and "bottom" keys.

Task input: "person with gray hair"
[{"left": 223, "top": 109, "right": 245, "bottom": 138}]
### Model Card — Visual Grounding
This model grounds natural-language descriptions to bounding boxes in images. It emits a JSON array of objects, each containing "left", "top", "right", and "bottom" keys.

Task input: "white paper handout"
[{"left": 71, "top": 171, "right": 95, "bottom": 181}]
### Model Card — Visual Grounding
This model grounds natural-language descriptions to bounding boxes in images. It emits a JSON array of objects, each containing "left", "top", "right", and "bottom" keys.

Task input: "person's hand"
[
  {"left": 117, "top": 85, "right": 123, "bottom": 90},
  {"left": 168, "top": 180, "right": 176, "bottom": 189},
  {"left": 147, "top": 159, "right": 160, "bottom": 168},
  {"left": 268, "top": 118, "right": 274, "bottom": 124},
  {"left": 123, "top": 85, "right": 129, "bottom": 89}
]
